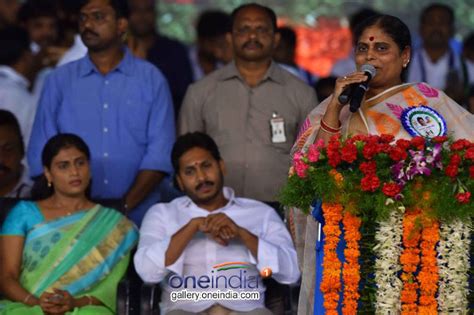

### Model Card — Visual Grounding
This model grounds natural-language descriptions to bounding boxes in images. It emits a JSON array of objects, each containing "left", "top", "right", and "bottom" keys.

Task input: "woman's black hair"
[
  {"left": 32, "top": 133, "right": 91, "bottom": 200},
  {"left": 353, "top": 14, "right": 412, "bottom": 81},
  {"left": 41, "top": 133, "right": 90, "bottom": 168}
]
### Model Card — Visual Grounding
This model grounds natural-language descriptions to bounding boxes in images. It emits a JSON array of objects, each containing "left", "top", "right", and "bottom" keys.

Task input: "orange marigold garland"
[
  {"left": 320, "top": 202, "right": 343, "bottom": 315},
  {"left": 418, "top": 218, "right": 439, "bottom": 314},
  {"left": 400, "top": 209, "right": 421, "bottom": 315},
  {"left": 342, "top": 211, "right": 361, "bottom": 314}
]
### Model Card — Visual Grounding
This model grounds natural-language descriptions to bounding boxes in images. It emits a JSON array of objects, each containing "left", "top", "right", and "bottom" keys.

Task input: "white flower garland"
[
  {"left": 374, "top": 204, "right": 404, "bottom": 313},
  {"left": 437, "top": 218, "right": 472, "bottom": 314}
]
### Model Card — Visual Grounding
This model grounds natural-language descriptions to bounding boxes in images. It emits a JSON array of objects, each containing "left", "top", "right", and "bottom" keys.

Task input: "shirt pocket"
[
  {"left": 122, "top": 98, "right": 152, "bottom": 143},
  {"left": 57, "top": 100, "right": 99, "bottom": 134},
  {"left": 271, "top": 119, "right": 298, "bottom": 153}
]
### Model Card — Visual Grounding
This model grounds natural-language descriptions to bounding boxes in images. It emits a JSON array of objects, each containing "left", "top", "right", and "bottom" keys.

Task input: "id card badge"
[{"left": 270, "top": 112, "right": 287, "bottom": 143}]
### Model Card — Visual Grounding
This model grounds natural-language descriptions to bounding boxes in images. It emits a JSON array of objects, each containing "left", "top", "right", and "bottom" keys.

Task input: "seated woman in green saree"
[{"left": 0, "top": 134, "right": 138, "bottom": 315}]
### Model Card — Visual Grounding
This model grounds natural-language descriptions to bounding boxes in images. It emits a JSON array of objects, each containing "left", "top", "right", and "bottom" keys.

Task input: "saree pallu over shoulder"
[
  {"left": 292, "top": 83, "right": 474, "bottom": 157},
  {"left": 19, "top": 205, "right": 138, "bottom": 297}
]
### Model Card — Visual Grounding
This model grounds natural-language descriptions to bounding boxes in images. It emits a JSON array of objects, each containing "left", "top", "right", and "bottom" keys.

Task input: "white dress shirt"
[
  {"left": 0, "top": 66, "right": 35, "bottom": 147},
  {"left": 465, "top": 59, "right": 474, "bottom": 86},
  {"left": 134, "top": 187, "right": 300, "bottom": 314},
  {"left": 408, "top": 48, "right": 463, "bottom": 90},
  {"left": 56, "top": 34, "right": 87, "bottom": 67}
]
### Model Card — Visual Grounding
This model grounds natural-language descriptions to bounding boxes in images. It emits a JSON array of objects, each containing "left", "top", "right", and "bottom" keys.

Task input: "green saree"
[{"left": 0, "top": 202, "right": 138, "bottom": 314}]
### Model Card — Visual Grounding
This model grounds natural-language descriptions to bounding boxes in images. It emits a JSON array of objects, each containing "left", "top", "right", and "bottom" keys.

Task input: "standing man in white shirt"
[
  {"left": 134, "top": 132, "right": 300, "bottom": 315},
  {"left": 0, "top": 27, "right": 35, "bottom": 149},
  {"left": 407, "top": 3, "right": 465, "bottom": 102}
]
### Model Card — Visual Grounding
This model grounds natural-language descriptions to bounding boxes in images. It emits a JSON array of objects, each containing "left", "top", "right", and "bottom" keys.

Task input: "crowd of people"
[{"left": 0, "top": 0, "right": 473, "bottom": 314}]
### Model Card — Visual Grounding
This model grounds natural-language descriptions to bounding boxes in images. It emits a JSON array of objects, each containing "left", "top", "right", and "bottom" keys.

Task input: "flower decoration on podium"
[{"left": 281, "top": 134, "right": 473, "bottom": 314}]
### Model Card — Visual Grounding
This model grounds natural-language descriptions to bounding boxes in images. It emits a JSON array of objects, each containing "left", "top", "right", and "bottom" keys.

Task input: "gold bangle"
[{"left": 23, "top": 294, "right": 32, "bottom": 304}]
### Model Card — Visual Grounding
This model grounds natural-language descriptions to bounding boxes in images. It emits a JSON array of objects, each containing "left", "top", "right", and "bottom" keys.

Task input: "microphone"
[
  {"left": 349, "top": 64, "right": 376, "bottom": 113},
  {"left": 337, "top": 64, "right": 376, "bottom": 106},
  {"left": 337, "top": 84, "right": 353, "bottom": 105}
]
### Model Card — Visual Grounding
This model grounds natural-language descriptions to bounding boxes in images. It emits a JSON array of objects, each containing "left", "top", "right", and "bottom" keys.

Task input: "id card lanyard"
[{"left": 270, "top": 112, "right": 287, "bottom": 143}]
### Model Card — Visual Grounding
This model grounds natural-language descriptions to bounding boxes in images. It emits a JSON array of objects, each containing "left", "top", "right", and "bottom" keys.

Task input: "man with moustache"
[
  {"left": 179, "top": 3, "right": 317, "bottom": 206},
  {"left": 27, "top": 0, "right": 175, "bottom": 225},
  {"left": 408, "top": 3, "right": 465, "bottom": 102},
  {"left": 135, "top": 132, "right": 299, "bottom": 315},
  {"left": 18, "top": 0, "right": 59, "bottom": 54},
  {"left": 0, "top": 110, "right": 32, "bottom": 198}
]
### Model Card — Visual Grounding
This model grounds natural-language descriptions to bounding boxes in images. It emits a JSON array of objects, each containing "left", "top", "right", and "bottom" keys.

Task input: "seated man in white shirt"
[{"left": 134, "top": 132, "right": 300, "bottom": 315}]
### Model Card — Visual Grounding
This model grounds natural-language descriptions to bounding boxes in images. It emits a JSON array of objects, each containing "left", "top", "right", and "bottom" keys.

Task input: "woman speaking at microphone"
[
  {"left": 295, "top": 14, "right": 473, "bottom": 149},
  {"left": 289, "top": 14, "right": 474, "bottom": 314}
]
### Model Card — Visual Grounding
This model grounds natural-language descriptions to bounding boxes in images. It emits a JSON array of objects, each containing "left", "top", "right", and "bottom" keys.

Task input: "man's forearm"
[
  {"left": 124, "top": 170, "right": 166, "bottom": 210},
  {"left": 165, "top": 219, "right": 201, "bottom": 266}
]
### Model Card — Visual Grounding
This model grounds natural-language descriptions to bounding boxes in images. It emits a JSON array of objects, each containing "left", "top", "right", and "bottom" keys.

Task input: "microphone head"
[{"left": 360, "top": 64, "right": 376, "bottom": 79}]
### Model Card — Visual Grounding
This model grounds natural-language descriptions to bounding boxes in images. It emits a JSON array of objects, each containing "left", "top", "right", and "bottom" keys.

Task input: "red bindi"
[{"left": 369, "top": 36, "right": 374, "bottom": 41}]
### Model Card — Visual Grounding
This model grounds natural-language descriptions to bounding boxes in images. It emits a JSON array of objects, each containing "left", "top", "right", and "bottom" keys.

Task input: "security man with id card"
[{"left": 179, "top": 3, "right": 317, "bottom": 204}]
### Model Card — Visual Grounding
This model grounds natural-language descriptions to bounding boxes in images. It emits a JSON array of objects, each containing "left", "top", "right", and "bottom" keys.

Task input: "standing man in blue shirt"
[{"left": 27, "top": 0, "right": 175, "bottom": 225}]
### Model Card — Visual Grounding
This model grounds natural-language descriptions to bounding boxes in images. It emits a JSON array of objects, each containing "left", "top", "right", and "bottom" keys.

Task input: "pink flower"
[
  {"left": 308, "top": 144, "right": 321, "bottom": 162},
  {"left": 314, "top": 138, "right": 325, "bottom": 149},
  {"left": 293, "top": 151, "right": 309, "bottom": 178},
  {"left": 293, "top": 151, "right": 304, "bottom": 164},
  {"left": 295, "top": 160, "right": 309, "bottom": 178}
]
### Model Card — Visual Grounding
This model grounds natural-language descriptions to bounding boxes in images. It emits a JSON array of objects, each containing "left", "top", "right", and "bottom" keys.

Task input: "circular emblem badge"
[{"left": 400, "top": 105, "right": 447, "bottom": 139}]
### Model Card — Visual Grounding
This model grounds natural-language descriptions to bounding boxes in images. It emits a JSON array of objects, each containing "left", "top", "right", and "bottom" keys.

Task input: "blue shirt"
[{"left": 27, "top": 48, "right": 175, "bottom": 224}]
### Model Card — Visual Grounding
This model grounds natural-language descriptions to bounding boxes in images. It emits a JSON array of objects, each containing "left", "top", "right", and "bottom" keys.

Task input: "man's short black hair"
[
  {"left": 230, "top": 3, "right": 277, "bottom": 32},
  {"left": 420, "top": 3, "right": 454, "bottom": 27},
  {"left": 171, "top": 132, "right": 222, "bottom": 173},
  {"left": 0, "top": 110, "right": 25, "bottom": 155},
  {"left": 18, "top": 0, "right": 58, "bottom": 23},
  {"left": 197, "top": 10, "right": 231, "bottom": 39},
  {"left": 79, "top": 0, "right": 129, "bottom": 18},
  {"left": 277, "top": 26, "right": 296, "bottom": 49},
  {"left": 0, "top": 27, "right": 30, "bottom": 66}
]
